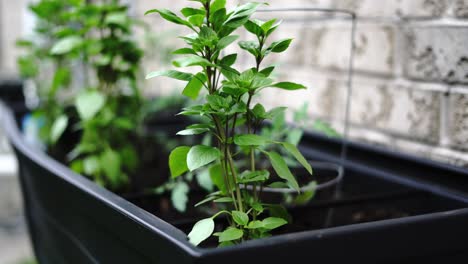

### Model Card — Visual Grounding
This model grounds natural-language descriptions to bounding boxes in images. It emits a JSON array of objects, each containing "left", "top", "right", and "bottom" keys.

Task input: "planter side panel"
[
  {"left": 14, "top": 148, "right": 194, "bottom": 264},
  {"left": 199, "top": 211, "right": 468, "bottom": 264}
]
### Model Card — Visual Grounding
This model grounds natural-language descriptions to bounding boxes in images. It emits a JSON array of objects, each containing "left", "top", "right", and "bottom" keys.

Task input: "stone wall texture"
[{"left": 2, "top": 0, "right": 468, "bottom": 167}]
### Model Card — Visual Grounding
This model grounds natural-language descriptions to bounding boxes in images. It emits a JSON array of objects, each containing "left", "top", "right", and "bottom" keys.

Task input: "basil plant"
[{"left": 146, "top": 0, "right": 312, "bottom": 246}]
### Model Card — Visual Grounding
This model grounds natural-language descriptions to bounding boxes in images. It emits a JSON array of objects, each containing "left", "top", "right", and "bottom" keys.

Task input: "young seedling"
[{"left": 146, "top": 0, "right": 313, "bottom": 246}]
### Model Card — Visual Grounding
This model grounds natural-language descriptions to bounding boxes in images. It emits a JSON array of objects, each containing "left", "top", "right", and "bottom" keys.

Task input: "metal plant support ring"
[{"left": 253, "top": 7, "right": 357, "bottom": 194}]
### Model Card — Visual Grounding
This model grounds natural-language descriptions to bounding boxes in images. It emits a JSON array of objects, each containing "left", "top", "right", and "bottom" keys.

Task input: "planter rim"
[{"left": 2, "top": 101, "right": 468, "bottom": 256}]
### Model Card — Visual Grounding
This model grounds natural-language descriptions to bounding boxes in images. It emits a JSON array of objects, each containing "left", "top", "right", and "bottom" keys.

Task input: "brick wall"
[
  {"left": 136, "top": 0, "right": 468, "bottom": 167},
  {"left": 2, "top": 0, "right": 468, "bottom": 167}
]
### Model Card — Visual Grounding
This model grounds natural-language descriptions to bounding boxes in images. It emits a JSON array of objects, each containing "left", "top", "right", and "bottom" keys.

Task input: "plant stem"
[{"left": 227, "top": 149, "right": 244, "bottom": 212}]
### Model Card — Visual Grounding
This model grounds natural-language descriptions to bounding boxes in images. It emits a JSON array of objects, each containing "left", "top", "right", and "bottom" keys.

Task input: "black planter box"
[{"left": 2, "top": 100, "right": 468, "bottom": 264}]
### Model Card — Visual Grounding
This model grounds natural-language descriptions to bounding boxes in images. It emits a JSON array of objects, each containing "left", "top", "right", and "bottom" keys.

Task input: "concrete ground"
[
  {"left": 0, "top": 153, "right": 34, "bottom": 264},
  {"left": 0, "top": 226, "right": 34, "bottom": 264}
]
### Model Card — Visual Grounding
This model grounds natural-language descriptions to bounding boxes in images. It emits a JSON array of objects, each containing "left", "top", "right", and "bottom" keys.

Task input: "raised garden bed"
[{"left": 2, "top": 100, "right": 468, "bottom": 264}]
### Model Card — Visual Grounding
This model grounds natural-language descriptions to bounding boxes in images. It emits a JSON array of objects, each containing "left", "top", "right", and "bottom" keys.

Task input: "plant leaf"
[
  {"left": 187, "top": 145, "right": 220, "bottom": 171},
  {"left": 244, "top": 20, "right": 263, "bottom": 36},
  {"left": 210, "top": 0, "right": 226, "bottom": 13},
  {"left": 234, "top": 134, "right": 268, "bottom": 146},
  {"left": 232, "top": 211, "right": 249, "bottom": 226},
  {"left": 262, "top": 217, "right": 287, "bottom": 230},
  {"left": 182, "top": 72, "right": 206, "bottom": 100},
  {"left": 281, "top": 142, "right": 312, "bottom": 175},
  {"left": 76, "top": 90, "right": 106, "bottom": 121},
  {"left": 146, "top": 70, "right": 193, "bottom": 81},
  {"left": 217, "top": 35, "right": 239, "bottom": 49},
  {"left": 188, "top": 218, "right": 215, "bottom": 246},
  {"left": 269, "top": 82, "right": 306, "bottom": 90},
  {"left": 176, "top": 128, "right": 210, "bottom": 136},
  {"left": 172, "top": 47, "right": 197, "bottom": 55},
  {"left": 100, "top": 148, "right": 121, "bottom": 186},
  {"left": 238, "top": 170, "right": 269, "bottom": 183},
  {"left": 267, "top": 38, "right": 293, "bottom": 53},
  {"left": 220, "top": 54, "right": 237, "bottom": 66},
  {"left": 173, "top": 55, "right": 215, "bottom": 68},
  {"left": 214, "top": 197, "right": 233, "bottom": 203},
  {"left": 145, "top": 9, "right": 194, "bottom": 29},
  {"left": 189, "top": 14, "right": 204, "bottom": 26},
  {"left": 171, "top": 182, "right": 189, "bottom": 212},
  {"left": 195, "top": 195, "right": 218, "bottom": 207},
  {"left": 246, "top": 220, "right": 263, "bottom": 229},
  {"left": 181, "top": 7, "right": 205, "bottom": 18},
  {"left": 50, "top": 36, "right": 83, "bottom": 55},
  {"left": 169, "top": 146, "right": 190, "bottom": 178},
  {"left": 196, "top": 169, "right": 214, "bottom": 192},
  {"left": 219, "top": 227, "right": 243, "bottom": 242},
  {"left": 50, "top": 115, "right": 68, "bottom": 144},
  {"left": 266, "top": 151, "right": 300, "bottom": 191}
]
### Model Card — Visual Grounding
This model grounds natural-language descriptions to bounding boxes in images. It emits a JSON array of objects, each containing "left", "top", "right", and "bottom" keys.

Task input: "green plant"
[
  {"left": 16, "top": 0, "right": 81, "bottom": 145},
  {"left": 146, "top": 0, "right": 312, "bottom": 246},
  {"left": 50, "top": 0, "right": 144, "bottom": 189}
]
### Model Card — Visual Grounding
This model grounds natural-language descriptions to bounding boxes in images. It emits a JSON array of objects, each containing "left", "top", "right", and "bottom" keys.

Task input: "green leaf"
[
  {"left": 146, "top": 70, "right": 193, "bottom": 81},
  {"left": 188, "top": 218, "right": 215, "bottom": 246},
  {"left": 100, "top": 149, "right": 121, "bottom": 186},
  {"left": 219, "top": 227, "right": 243, "bottom": 242},
  {"left": 224, "top": 2, "right": 262, "bottom": 28},
  {"left": 270, "top": 82, "right": 306, "bottom": 90},
  {"left": 145, "top": 9, "right": 194, "bottom": 29},
  {"left": 261, "top": 19, "right": 278, "bottom": 33},
  {"left": 50, "top": 36, "right": 83, "bottom": 55},
  {"left": 259, "top": 66, "right": 275, "bottom": 77},
  {"left": 182, "top": 73, "right": 206, "bottom": 100},
  {"left": 195, "top": 195, "right": 218, "bottom": 207},
  {"left": 252, "top": 103, "right": 266, "bottom": 119},
  {"left": 173, "top": 55, "right": 215, "bottom": 67},
  {"left": 187, "top": 145, "right": 220, "bottom": 171},
  {"left": 181, "top": 7, "right": 205, "bottom": 18},
  {"left": 196, "top": 169, "right": 214, "bottom": 192},
  {"left": 105, "top": 12, "right": 128, "bottom": 27},
  {"left": 251, "top": 202, "right": 264, "bottom": 213},
  {"left": 210, "top": 8, "right": 227, "bottom": 29},
  {"left": 176, "top": 128, "right": 210, "bottom": 136},
  {"left": 198, "top": 26, "right": 219, "bottom": 47},
  {"left": 234, "top": 134, "right": 268, "bottom": 146},
  {"left": 210, "top": 0, "right": 226, "bottom": 13},
  {"left": 220, "top": 54, "right": 237, "bottom": 66},
  {"left": 209, "top": 164, "right": 231, "bottom": 195},
  {"left": 266, "top": 151, "right": 300, "bottom": 191},
  {"left": 172, "top": 48, "right": 197, "bottom": 55},
  {"left": 188, "top": 14, "right": 205, "bottom": 27},
  {"left": 83, "top": 156, "right": 100, "bottom": 176},
  {"left": 267, "top": 38, "right": 293, "bottom": 53},
  {"left": 238, "top": 170, "right": 269, "bottom": 183},
  {"left": 268, "top": 204, "right": 291, "bottom": 223},
  {"left": 294, "top": 181, "right": 317, "bottom": 205},
  {"left": 169, "top": 146, "right": 190, "bottom": 178},
  {"left": 238, "top": 40, "right": 259, "bottom": 57},
  {"left": 214, "top": 197, "right": 233, "bottom": 203},
  {"left": 76, "top": 90, "right": 106, "bottom": 121},
  {"left": 244, "top": 20, "right": 263, "bottom": 36},
  {"left": 232, "top": 211, "right": 249, "bottom": 226},
  {"left": 217, "top": 35, "right": 239, "bottom": 49},
  {"left": 246, "top": 220, "right": 263, "bottom": 229},
  {"left": 50, "top": 115, "right": 68, "bottom": 144},
  {"left": 281, "top": 142, "right": 312, "bottom": 175},
  {"left": 287, "top": 128, "right": 303, "bottom": 146},
  {"left": 262, "top": 217, "right": 287, "bottom": 230},
  {"left": 171, "top": 182, "right": 189, "bottom": 212}
]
